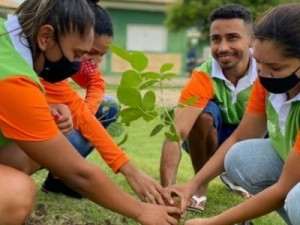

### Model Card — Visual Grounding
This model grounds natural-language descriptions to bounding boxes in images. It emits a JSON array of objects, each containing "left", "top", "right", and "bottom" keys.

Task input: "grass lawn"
[{"left": 28, "top": 116, "right": 285, "bottom": 225}]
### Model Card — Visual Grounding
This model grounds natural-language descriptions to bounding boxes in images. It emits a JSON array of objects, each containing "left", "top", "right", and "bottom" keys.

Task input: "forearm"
[
  {"left": 69, "top": 163, "right": 144, "bottom": 220},
  {"left": 16, "top": 137, "right": 144, "bottom": 221},
  {"left": 210, "top": 185, "right": 285, "bottom": 224},
  {"left": 160, "top": 139, "right": 182, "bottom": 187}
]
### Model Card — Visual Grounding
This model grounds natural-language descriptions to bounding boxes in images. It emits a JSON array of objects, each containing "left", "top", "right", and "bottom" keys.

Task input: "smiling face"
[{"left": 210, "top": 18, "right": 252, "bottom": 76}]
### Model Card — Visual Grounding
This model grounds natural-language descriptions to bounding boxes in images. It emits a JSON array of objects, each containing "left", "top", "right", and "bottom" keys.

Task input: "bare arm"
[
  {"left": 185, "top": 149, "right": 300, "bottom": 225},
  {"left": 160, "top": 106, "right": 203, "bottom": 187},
  {"left": 15, "top": 134, "right": 181, "bottom": 225},
  {"left": 170, "top": 111, "right": 267, "bottom": 209},
  {"left": 120, "top": 161, "right": 165, "bottom": 205}
]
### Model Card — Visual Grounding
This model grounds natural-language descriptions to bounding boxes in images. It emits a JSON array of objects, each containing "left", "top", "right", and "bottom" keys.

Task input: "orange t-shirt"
[
  {"left": 71, "top": 61, "right": 105, "bottom": 114},
  {"left": 41, "top": 68, "right": 128, "bottom": 173},
  {"left": 246, "top": 78, "right": 300, "bottom": 154},
  {"left": 179, "top": 71, "right": 214, "bottom": 108},
  {"left": 0, "top": 76, "right": 59, "bottom": 142}
]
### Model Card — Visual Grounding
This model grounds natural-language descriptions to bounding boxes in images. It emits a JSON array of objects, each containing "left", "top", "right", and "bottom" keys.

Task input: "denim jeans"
[
  {"left": 182, "top": 101, "right": 237, "bottom": 152},
  {"left": 224, "top": 138, "right": 298, "bottom": 225},
  {"left": 67, "top": 95, "right": 119, "bottom": 158}
]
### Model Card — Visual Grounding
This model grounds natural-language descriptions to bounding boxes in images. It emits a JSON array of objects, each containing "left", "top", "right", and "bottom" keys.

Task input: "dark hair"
[
  {"left": 209, "top": 3, "right": 253, "bottom": 27},
  {"left": 87, "top": 0, "right": 113, "bottom": 37},
  {"left": 15, "top": 0, "right": 94, "bottom": 60},
  {"left": 254, "top": 3, "right": 300, "bottom": 58}
]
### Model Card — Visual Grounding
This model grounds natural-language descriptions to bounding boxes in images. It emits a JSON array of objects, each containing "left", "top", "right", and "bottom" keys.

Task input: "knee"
[
  {"left": 192, "top": 113, "right": 214, "bottom": 132},
  {"left": 224, "top": 141, "right": 247, "bottom": 178},
  {"left": 1, "top": 173, "right": 36, "bottom": 225},
  {"left": 285, "top": 183, "right": 300, "bottom": 225}
]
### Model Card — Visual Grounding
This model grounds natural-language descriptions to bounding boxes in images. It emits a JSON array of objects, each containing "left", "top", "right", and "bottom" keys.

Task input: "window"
[{"left": 126, "top": 24, "right": 167, "bottom": 52}]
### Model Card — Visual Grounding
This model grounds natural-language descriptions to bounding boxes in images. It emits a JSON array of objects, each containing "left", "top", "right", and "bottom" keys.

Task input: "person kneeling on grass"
[
  {"left": 160, "top": 3, "right": 254, "bottom": 213},
  {"left": 0, "top": 0, "right": 181, "bottom": 224},
  {"left": 40, "top": 1, "right": 164, "bottom": 204},
  {"left": 166, "top": 3, "right": 300, "bottom": 225}
]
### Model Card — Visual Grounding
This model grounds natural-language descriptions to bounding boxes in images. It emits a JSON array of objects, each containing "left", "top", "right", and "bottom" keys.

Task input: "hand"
[
  {"left": 50, "top": 104, "right": 73, "bottom": 135},
  {"left": 184, "top": 218, "right": 213, "bottom": 225},
  {"left": 162, "top": 182, "right": 195, "bottom": 212},
  {"left": 120, "top": 162, "right": 165, "bottom": 205},
  {"left": 137, "top": 203, "right": 181, "bottom": 225}
]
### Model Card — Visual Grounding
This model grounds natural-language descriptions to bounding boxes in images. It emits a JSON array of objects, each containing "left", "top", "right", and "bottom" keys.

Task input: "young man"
[{"left": 160, "top": 3, "right": 256, "bottom": 212}]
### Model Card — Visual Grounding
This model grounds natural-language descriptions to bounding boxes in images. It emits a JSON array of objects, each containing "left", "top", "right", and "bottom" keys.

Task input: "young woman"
[
  {"left": 40, "top": 0, "right": 165, "bottom": 204},
  {"left": 164, "top": 3, "right": 300, "bottom": 225},
  {"left": 0, "top": 0, "right": 180, "bottom": 224}
]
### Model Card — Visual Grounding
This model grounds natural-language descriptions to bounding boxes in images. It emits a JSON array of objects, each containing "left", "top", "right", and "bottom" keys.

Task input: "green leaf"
[
  {"left": 131, "top": 51, "right": 148, "bottom": 72},
  {"left": 143, "top": 111, "right": 158, "bottom": 122},
  {"left": 109, "top": 45, "right": 131, "bottom": 62},
  {"left": 140, "top": 80, "right": 159, "bottom": 90},
  {"left": 141, "top": 72, "right": 161, "bottom": 80},
  {"left": 117, "top": 86, "right": 142, "bottom": 107},
  {"left": 164, "top": 132, "right": 180, "bottom": 142},
  {"left": 160, "top": 109, "right": 174, "bottom": 125},
  {"left": 169, "top": 124, "right": 177, "bottom": 134},
  {"left": 120, "top": 70, "right": 142, "bottom": 87},
  {"left": 142, "top": 90, "right": 156, "bottom": 110},
  {"left": 160, "top": 63, "right": 174, "bottom": 73},
  {"left": 106, "top": 122, "right": 124, "bottom": 137},
  {"left": 161, "top": 73, "right": 177, "bottom": 81},
  {"left": 117, "top": 133, "right": 128, "bottom": 146},
  {"left": 183, "top": 96, "right": 198, "bottom": 105},
  {"left": 119, "top": 108, "right": 143, "bottom": 123},
  {"left": 150, "top": 124, "right": 164, "bottom": 136}
]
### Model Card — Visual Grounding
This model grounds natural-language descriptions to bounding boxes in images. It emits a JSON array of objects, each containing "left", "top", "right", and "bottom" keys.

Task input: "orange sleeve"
[
  {"left": 71, "top": 62, "right": 105, "bottom": 115},
  {"left": 43, "top": 75, "right": 127, "bottom": 172},
  {"left": 179, "top": 70, "right": 214, "bottom": 108},
  {"left": 294, "top": 131, "right": 300, "bottom": 155},
  {"left": 246, "top": 77, "right": 267, "bottom": 115},
  {"left": 0, "top": 76, "right": 59, "bottom": 141},
  {"left": 72, "top": 99, "right": 129, "bottom": 173}
]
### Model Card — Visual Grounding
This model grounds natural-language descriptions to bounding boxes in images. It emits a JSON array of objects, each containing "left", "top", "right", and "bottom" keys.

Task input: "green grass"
[{"left": 30, "top": 117, "right": 285, "bottom": 225}]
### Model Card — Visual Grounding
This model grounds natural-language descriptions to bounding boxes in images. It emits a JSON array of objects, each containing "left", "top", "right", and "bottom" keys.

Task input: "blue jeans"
[
  {"left": 224, "top": 138, "right": 297, "bottom": 224},
  {"left": 183, "top": 101, "right": 237, "bottom": 152},
  {"left": 67, "top": 95, "right": 119, "bottom": 158}
]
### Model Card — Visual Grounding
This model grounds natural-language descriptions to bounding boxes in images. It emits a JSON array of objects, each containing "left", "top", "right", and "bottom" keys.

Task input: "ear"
[
  {"left": 36, "top": 25, "right": 55, "bottom": 51},
  {"left": 249, "top": 35, "right": 254, "bottom": 48}
]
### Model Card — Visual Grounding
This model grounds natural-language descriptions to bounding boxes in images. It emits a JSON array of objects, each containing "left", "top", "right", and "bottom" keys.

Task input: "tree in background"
[{"left": 165, "top": 0, "right": 292, "bottom": 38}]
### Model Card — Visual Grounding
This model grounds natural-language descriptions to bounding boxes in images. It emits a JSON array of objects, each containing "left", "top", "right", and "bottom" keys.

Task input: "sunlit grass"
[{"left": 31, "top": 116, "right": 285, "bottom": 224}]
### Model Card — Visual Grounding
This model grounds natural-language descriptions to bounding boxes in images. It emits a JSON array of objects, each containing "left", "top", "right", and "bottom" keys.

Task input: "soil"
[{"left": 23, "top": 203, "right": 117, "bottom": 225}]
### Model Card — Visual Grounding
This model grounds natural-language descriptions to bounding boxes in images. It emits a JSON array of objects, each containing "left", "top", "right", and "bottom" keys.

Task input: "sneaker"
[{"left": 41, "top": 173, "right": 83, "bottom": 199}]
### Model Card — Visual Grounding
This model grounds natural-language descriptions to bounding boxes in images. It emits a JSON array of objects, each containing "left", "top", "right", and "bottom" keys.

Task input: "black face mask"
[
  {"left": 39, "top": 44, "right": 81, "bottom": 83},
  {"left": 259, "top": 66, "right": 300, "bottom": 94}
]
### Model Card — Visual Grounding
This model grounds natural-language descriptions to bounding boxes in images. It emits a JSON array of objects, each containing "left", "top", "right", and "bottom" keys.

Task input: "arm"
[
  {"left": 185, "top": 149, "right": 300, "bottom": 225},
  {"left": 160, "top": 106, "right": 203, "bottom": 187},
  {"left": 172, "top": 111, "right": 267, "bottom": 210},
  {"left": 0, "top": 77, "right": 181, "bottom": 225},
  {"left": 169, "top": 77, "right": 269, "bottom": 209},
  {"left": 160, "top": 70, "right": 215, "bottom": 187},
  {"left": 16, "top": 134, "right": 181, "bottom": 225},
  {"left": 120, "top": 161, "right": 165, "bottom": 205},
  {"left": 71, "top": 63, "right": 105, "bottom": 114}
]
